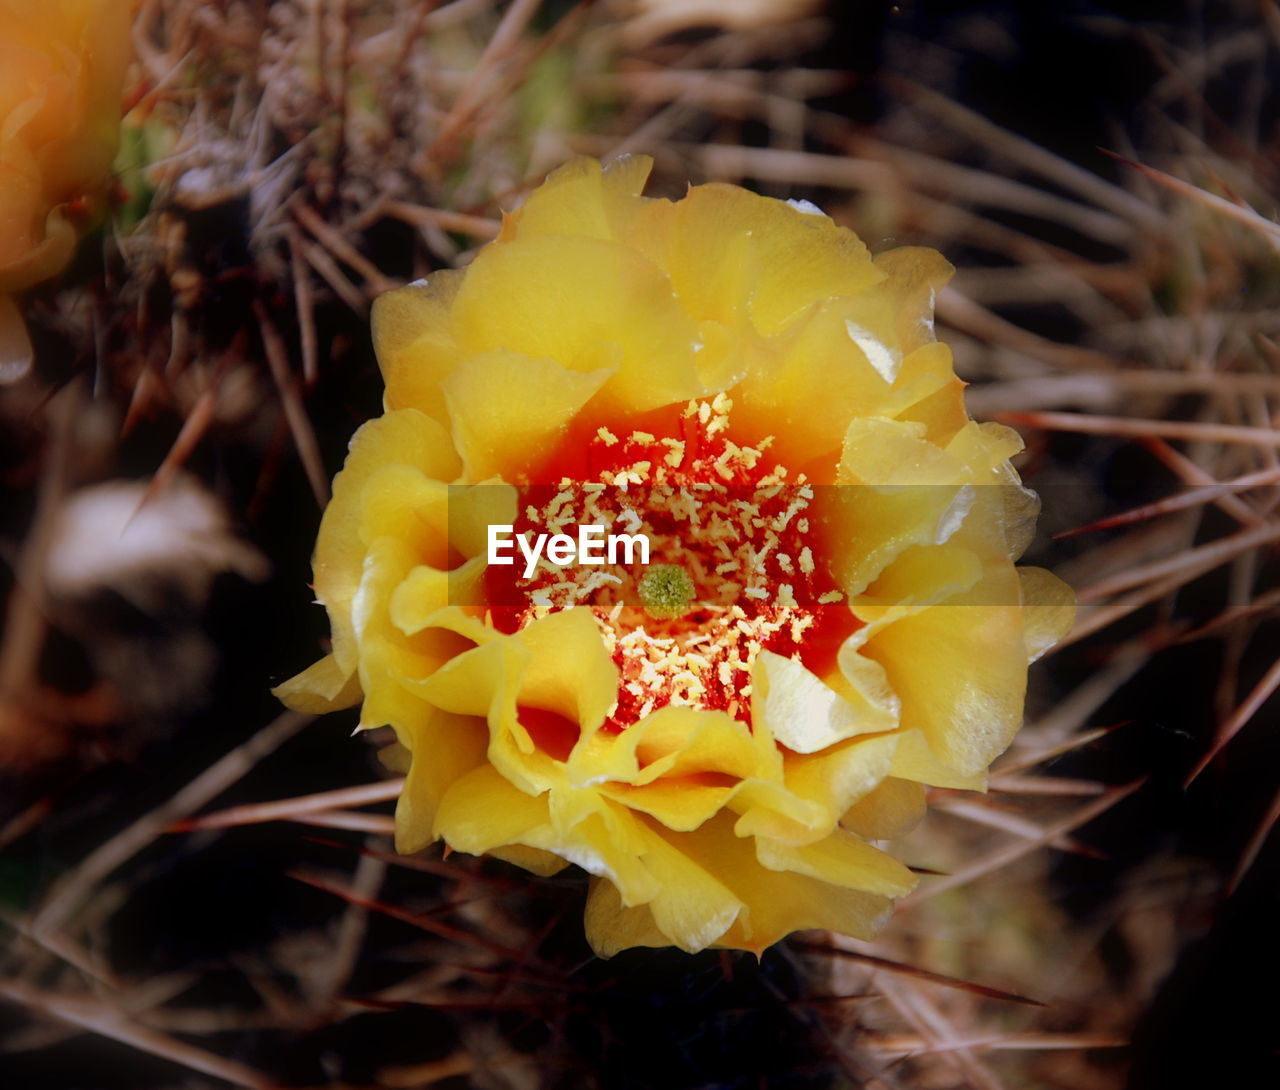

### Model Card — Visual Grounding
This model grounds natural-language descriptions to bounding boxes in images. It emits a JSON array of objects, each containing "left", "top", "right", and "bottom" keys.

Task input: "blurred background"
[{"left": 2, "top": 1, "right": 1278, "bottom": 1087}]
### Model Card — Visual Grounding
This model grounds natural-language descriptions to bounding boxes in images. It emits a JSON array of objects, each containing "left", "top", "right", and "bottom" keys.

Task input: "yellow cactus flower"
[
  {"left": 277, "top": 157, "right": 1075, "bottom": 956},
  {"left": 0, "top": 0, "right": 133, "bottom": 374}
]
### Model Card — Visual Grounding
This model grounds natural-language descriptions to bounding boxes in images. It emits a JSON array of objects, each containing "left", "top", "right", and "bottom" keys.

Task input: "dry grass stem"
[
  {"left": 904, "top": 781, "right": 1143, "bottom": 904},
  {"left": 1187, "top": 653, "right": 1280, "bottom": 784},
  {"left": 30, "top": 711, "right": 312, "bottom": 939},
  {"left": 173, "top": 777, "right": 404, "bottom": 832},
  {"left": 0, "top": 979, "right": 273, "bottom": 1089}
]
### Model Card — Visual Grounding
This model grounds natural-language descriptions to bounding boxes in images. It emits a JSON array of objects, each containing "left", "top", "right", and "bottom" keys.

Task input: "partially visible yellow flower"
[
  {"left": 0, "top": 0, "right": 132, "bottom": 374},
  {"left": 278, "top": 157, "right": 1075, "bottom": 956}
]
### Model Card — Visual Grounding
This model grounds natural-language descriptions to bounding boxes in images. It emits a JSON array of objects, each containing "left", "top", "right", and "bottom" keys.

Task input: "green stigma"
[{"left": 638, "top": 564, "right": 697, "bottom": 620}]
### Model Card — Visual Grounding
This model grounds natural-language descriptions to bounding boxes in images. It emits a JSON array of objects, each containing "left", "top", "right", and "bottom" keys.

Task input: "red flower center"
[{"left": 482, "top": 397, "right": 862, "bottom": 734}]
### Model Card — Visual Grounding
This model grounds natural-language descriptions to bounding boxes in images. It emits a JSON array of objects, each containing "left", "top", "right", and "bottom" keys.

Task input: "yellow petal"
[
  {"left": 855, "top": 542, "right": 984, "bottom": 617},
  {"left": 838, "top": 416, "right": 960, "bottom": 486},
  {"left": 755, "top": 829, "right": 916, "bottom": 898},
  {"left": 373, "top": 271, "right": 466, "bottom": 422},
  {"left": 584, "top": 877, "right": 678, "bottom": 957},
  {"left": 271, "top": 653, "right": 362, "bottom": 714},
  {"left": 515, "top": 608, "right": 619, "bottom": 736},
  {"left": 864, "top": 563, "right": 1026, "bottom": 778},
  {"left": 733, "top": 301, "right": 952, "bottom": 469},
  {"left": 500, "top": 154, "right": 654, "bottom": 243},
  {"left": 600, "top": 776, "right": 736, "bottom": 832},
  {"left": 387, "top": 564, "right": 450, "bottom": 635},
  {"left": 434, "top": 763, "right": 552, "bottom": 854},
  {"left": 441, "top": 349, "right": 613, "bottom": 481},
  {"left": 443, "top": 482, "right": 518, "bottom": 559},
  {"left": 674, "top": 815, "right": 893, "bottom": 953},
  {"left": 781, "top": 733, "right": 903, "bottom": 831},
  {"left": 538, "top": 799, "right": 658, "bottom": 903},
  {"left": 489, "top": 844, "right": 571, "bottom": 876},
  {"left": 314, "top": 410, "right": 460, "bottom": 674},
  {"left": 357, "top": 465, "right": 450, "bottom": 558},
  {"left": 752, "top": 651, "right": 870, "bottom": 753},
  {"left": 1019, "top": 566, "right": 1076, "bottom": 662},
  {"left": 633, "top": 826, "right": 744, "bottom": 953},
  {"left": 842, "top": 776, "right": 927, "bottom": 840},
  {"left": 626, "top": 705, "right": 777, "bottom": 785},
  {"left": 729, "top": 777, "right": 837, "bottom": 847},
  {"left": 355, "top": 537, "right": 472, "bottom": 733},
  {"left": 450, "top": 235, "right": 703, "bottom": 416},
  {"left": 0, "top": 0, "right": 131, "bottom": 292},
  {"left": 644, "top": 182, "right": 883, "bottom": 336},
  {"left": 889, "top": 729, "right": 987, "bottom": 791},
  {"left": 817, "top": 492, "right": 970, "bottom": 602},
  {"left": 720, "top": 872, "right": 892, "bottom": 952},
  {"left": 831, "top": 638, "right": 902, "bottom": 732},
  {"left": 416, "top": 638, "right": 521, "bottom": 719},
  {"left": 394, "top": 704, "right": 488, "bottom": 854},
  {"left": 869, "top": 246, "right": 954, "bottom": 355}
]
